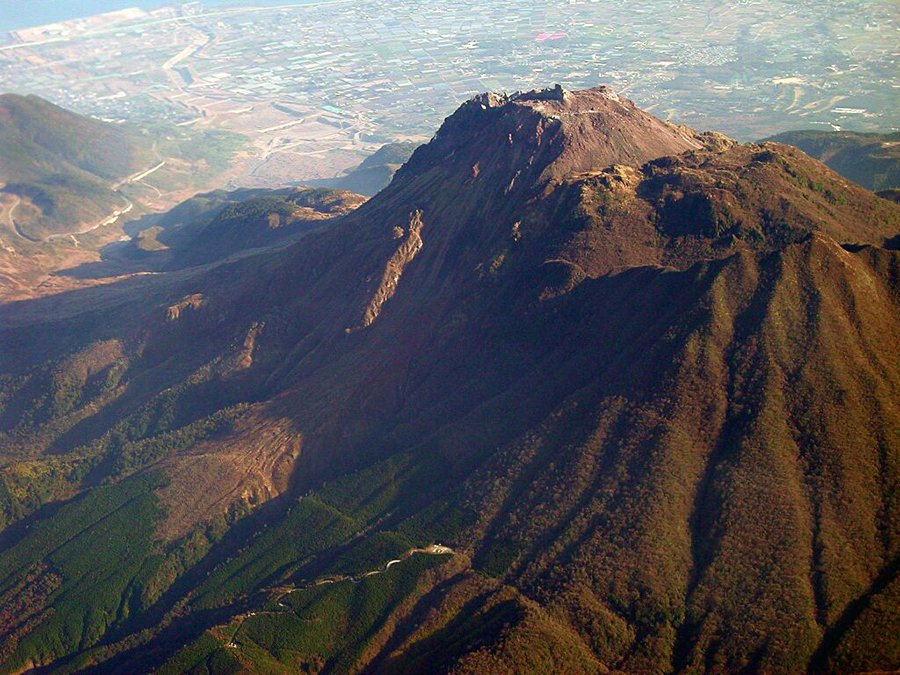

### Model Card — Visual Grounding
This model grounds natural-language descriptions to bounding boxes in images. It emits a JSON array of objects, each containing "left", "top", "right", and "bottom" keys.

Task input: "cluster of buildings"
[{"left": 0, "top": 0, "right": 893, "bottom": 161}]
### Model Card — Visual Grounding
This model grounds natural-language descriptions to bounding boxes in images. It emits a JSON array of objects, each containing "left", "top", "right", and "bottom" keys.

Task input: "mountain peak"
[
  {"left": 347, "top": 87, "right": 897, "bottom": 310},
  {"left": 394, "top": 85, "right": 704, "bottom": 195},
  {"left": 476, "top": 83, "right": 619, "bottom": 109}
]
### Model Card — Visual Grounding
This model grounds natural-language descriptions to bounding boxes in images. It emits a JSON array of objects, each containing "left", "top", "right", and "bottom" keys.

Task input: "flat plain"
[{"left": 0, "top": 0, "right": 896, "bottom": 190}]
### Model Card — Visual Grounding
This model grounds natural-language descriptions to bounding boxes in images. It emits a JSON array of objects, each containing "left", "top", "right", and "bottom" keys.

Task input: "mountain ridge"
[
  {"left": 763, "top": 128, "right": 900, "bottom": 192},
  {"left": 0, "top": 86, "right": 897, "bottom": 673}
]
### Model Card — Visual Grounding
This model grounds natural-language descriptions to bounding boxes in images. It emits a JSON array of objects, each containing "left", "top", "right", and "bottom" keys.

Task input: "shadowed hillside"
[
  {"left": 123, "top": 187, "right": 367, "bottom": 269},
  {"left": 303, "top": 142, "right": 419, "bottom": 196},
  {"left": 764, "top": 129, "right": 900, "bottom": 192}
]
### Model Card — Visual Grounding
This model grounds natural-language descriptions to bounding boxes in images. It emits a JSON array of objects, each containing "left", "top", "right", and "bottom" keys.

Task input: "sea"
[{"left": 0, "top": 0, "right": 313, "bottom": 33}]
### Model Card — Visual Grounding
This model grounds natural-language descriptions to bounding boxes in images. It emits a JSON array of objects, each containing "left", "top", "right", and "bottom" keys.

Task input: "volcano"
[{"left": 0, "top": 86, "right": 898, "bottom": 674}]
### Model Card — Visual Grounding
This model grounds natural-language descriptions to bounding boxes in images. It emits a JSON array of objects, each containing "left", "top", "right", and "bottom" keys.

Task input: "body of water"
[{"left": 0, "top": 1, "right": 311, "bottom": 33}]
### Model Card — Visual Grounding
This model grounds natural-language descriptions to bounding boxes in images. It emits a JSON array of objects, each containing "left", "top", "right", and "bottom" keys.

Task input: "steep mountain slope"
[
  {"left": 0, "top": 86, "right": 897, "bottom": 674},
  {"left": 764, "top": 129, "right": 900, "bottom": 191},
  {"left": 305, "top": 142, "right": 419, "bottom": 196}
]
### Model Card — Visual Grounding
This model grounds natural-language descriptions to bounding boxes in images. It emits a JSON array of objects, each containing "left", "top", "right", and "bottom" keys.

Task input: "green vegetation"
[
  {"left": 0, "top": 94, "right": 156, "bottom": 181},
  {"left": 152, "top": 128, "right": 245, "bottom": 188},
  {"left": 157, "top": 634, "right": 244, "bottom": 675},
  {"left": 105, "top": 405, "right": 244, "bottom": 480},
  {"left": 327, "top": 531, "right": 414, "bottom": 577},
  {"left": 189, "top": 497, "right": 358, "bottom": 611},
  {"left": 0, "top": 93, "right": 155, "bottom": 239},
  {"left": 0, "top": 94, "right": 244, "bottom": 240},
  {"left": 0, "top": 96, "right": 898, "bottom": 673},
  {"left": 0, "top": 356, "right": 248, "bottom": 530},
  {"left": 0, "top": 456, "right": 91, "bottom": 531},
  {"left": 134, "top": 225, "right": 166, "bottom": 252},
  {"left": 253, "top": 553, "right": 446, "bottom": 670},
  {"left": 3, "top": 174, "right": 128, "bottom": 241},
  {"left": 168, "top": 553, "right": 449, "bottom": 674},
  {"left": 0, "top": 473, "right": 166, "bottom": 672},
  {"left": 317, "top": 454, "right": 413, "bottom": 524}
]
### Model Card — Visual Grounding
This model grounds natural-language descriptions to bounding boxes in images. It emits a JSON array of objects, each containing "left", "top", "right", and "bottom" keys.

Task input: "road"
[
  {"left": 7, "top": 195, "right": 19, "bottom": 229},
  {"left": 112, "top": 160, "right": 166, "bottom": 189},
  {"left": 36, "top": 155, "right": 164, "bottom": 242},
  {"left": 161, "top": 35, "right": 210, "bottom": 89},
  {"left": 3, "top": 153, "right": 163, "bottom": 244},
  {"left": 46, "top": 198, "right": 134, "bottom": 241},
  {"left": 4, "top": 195, "right": 41, "bottom": 243},
  {"left": 226, "top": 543, "right": 455, "bottom": 648},
  {"left": 256, "top": 118, "right": 306, "bottom": 134},
  {"left": 278, "top": 544, "right": 454, "bottom": 600}
]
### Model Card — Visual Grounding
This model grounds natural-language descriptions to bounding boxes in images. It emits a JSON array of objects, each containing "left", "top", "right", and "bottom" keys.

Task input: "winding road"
[
  {"left": 4, "top": 195, "right": 41, "bottom": 243},
  {"left": 226, "top": 544, "right": 454, "bottom": 649},
  {"left": 46, "top": 198, "right": 134, "bottom": 241},
  {"left": 112, "top": 160, "right": 166, "bottom": 190},
  {"left": 3, "top": 155, "right": 160, "bottom": 244}
]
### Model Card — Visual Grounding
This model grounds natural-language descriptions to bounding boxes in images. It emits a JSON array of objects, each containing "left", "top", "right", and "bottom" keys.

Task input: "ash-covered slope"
[{"left": 0, "top": 87, "right": 898, "bottom": 674}]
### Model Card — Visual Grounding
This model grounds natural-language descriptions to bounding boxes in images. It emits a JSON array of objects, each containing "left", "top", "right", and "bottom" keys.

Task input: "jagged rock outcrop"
[{"left": 358, "top": 210, "right": 425, "bottom": 329}]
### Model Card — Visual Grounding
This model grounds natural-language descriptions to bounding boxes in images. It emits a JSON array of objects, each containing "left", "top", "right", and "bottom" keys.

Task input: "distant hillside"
[
  {"left": 0, "top": 93, "right": 242, "bottom": 242},
  {"left": 0, "top": 93, "right": 158, "bottom": 241},
  {"left": 763, "top": 129, "right": 900, "bottom": 191},
  {"left": 129, "top": 186, "right": 366, "bottom": 267},
  {"left": 0, "top": 93, "right": 157, "bottom": 180},
  {"left": 878, "top": 187, "right": 900, "bottom": 203},
  {"left": 304, "top": 141, "right": 418, "bottom": 195}
]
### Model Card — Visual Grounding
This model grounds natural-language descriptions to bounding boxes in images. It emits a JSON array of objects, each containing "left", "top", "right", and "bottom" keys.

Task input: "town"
[{"left": 0, "top": 0, "right": 896, "bottom": 186}]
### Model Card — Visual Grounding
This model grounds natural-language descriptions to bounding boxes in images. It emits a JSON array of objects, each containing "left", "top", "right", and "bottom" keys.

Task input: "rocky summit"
[{"left": 0, "top": 86, "right": 898, "bottom": 674}]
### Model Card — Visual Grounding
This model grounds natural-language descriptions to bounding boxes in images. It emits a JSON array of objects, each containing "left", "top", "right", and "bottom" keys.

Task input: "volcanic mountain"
[{"left": 0, "top": 86, "right": 898, "bottom": 674}]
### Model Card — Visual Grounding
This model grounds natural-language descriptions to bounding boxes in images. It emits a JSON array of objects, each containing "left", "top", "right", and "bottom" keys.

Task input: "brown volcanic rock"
[
  {"left": 0, "top": 87, "right": 898, "bottom": 673},
  {"left": 531, "top": 140, "right": 900, "bottom": 278},
  {"left": 448, "top": 233, "right": 899, "bottom": 671},
  {"left": 394, "top": 85, "right": 703, "bottom": 192},
  {"left": 263, "top": 86, "right": 710, "bottom": 329}
]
